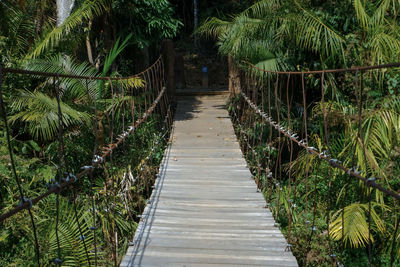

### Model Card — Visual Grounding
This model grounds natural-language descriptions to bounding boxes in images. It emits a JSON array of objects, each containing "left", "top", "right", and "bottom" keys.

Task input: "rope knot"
[
  {"left": 81, "top": 166, "right": 93, "bottom": 170},
  {"left": 367, "top": 177, "right": 376, "bottom": 185},
  {"left": 299, "top": 139, "right": 307, "bottom": 146},
  {"left": 329, "top": 158, "right": 341, "bottom": 167},
  {"left": 65, "top": 173, "right": 77, "bottom": 183},
  {"left": 18, "top": 197, "right": 33, "bottom": 210},
  {"left": 319, "top": 150, "right": 329, "bottom": 159},
  {"left": 347, "top": 166, "right": 359, "bottom": 175},
  {"left": 92, "top": 155, "right": 103, "bottom": 164},
  {"left": 49, "top": 180, "right": 61, "bottom": 193},
  {"left": 308, "top": 146, "right": 318, "bottom": 154}
]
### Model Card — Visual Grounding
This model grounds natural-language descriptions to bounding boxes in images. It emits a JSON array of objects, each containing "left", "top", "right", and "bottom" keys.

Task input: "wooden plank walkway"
[{"left": 121, "top": 95, "right": 298, "bottom": 266}]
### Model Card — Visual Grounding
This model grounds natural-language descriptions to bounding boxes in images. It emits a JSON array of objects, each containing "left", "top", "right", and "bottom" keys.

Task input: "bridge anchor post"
[{"left": 161, "top": 39, "right": 175, "bottom": 98}]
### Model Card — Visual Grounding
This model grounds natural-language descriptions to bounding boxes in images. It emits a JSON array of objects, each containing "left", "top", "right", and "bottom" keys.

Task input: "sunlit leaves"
[
  {"left": 9, "top": 90, "right": 91, "bottom": 140},
  {"left": 330, "top": 202, "right": 388, "bottom": 248}
]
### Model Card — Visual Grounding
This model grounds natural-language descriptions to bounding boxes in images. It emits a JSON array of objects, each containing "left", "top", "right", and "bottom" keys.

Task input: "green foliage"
[
  {"left": 10, "top": 90, "right": 91, "bottom": 141},
  {"left": 98, "top": 34, "right": 145, "bottom": 98},
  {"left": 199, "top": 0, "right": 400, "bottom": 69},
  {"left": 112, "top": 0, "right": 182, "bottom": 48},
  {"left": 229, "top": 66, "right": 400, "bottom": 265},
  {"left": 330, "top": 202, "right": 388, "bottom": 248},
  {"left": 22, "top": 54, "right": 100, "bottom": 99},
  {"left": 0, "top": 4, "right": 35, "bottom": 62},
  {"left": 27, "top": 0, "right": 109, "bottom": 59}
]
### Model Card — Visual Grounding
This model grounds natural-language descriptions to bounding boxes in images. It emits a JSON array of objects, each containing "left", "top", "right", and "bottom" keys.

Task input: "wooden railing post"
[
  {"left": 161, "top": 39, "right": 175, "bottom": 97},
  {"left": 228, "top": 54, "right": 240, "bottom": 95}
]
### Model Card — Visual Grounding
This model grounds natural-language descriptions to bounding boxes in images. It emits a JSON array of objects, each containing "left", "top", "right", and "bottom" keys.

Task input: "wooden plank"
[{"left": 121, "top": 95, "right": 298, "bottom": 266}]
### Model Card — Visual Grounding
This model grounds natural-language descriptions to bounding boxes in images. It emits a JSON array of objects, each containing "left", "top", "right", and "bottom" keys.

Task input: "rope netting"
[
  {"left": 230, "top": 62, "right": 400, "bottom": 266},
  {"left": 0, "top": 56, "right": 173, "bottom": 266}
]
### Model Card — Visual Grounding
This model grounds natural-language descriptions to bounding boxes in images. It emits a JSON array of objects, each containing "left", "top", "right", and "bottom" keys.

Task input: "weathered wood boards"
[{"left": 121, "top": 95, "right": 298, "bottom": 266}]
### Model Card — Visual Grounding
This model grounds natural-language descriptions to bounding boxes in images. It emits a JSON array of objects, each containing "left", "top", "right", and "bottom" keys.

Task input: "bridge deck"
[{"left": 121, "top": 95, "right": 298, "bottom": 266}]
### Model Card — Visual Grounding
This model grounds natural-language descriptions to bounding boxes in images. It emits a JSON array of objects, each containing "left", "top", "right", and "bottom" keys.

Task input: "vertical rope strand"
[
  {"left": 274, "top": 73, "right": 281, "bottom": 221},
  {"left": 0, "top": 67, "right": 41, "bottom": 266},
  {"left": 321, "top": 72, "right": 334, "bottom": 261},
  {"left": 286, "top": 74, "right": 293, "bottom": 244},
  {"left": 88, "top": 78, "right": 99, "bottom": 267},
  {"left": 53, "top": 76, "right": 64, "bottom": 265}
]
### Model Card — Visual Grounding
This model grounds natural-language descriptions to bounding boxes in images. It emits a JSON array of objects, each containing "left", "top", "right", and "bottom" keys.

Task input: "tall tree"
[{"left": 56, "top": 0, "right": 75, "bottom": 26}]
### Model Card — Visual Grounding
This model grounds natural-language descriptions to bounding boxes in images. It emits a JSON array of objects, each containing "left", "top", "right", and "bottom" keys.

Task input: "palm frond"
[
  {"left": 23, "top": 54, "right": 100, "bottom": 100},
  {"left": 196, "top": 17, "right": 233, "bottom": 39},
  {"left": 242, "top": 0, "right": 283, "bottom": 18},
  {"left": 369, "top": 28, "right": 400, "bottom": 65},
  {"left": 371, "top": 0, "right": 391, "bottom": 26},
  {"left": 352, "top": 0, "right": 370, "bottom": 31},
  {"left": 26, "top": 0, "right": 108, "bottom": 59},
  {"left": 9, "top": 90, "right": 91, "bottom": 140},
  {"left": 3, "top": 5, "right": 35, "bottom": 57},
  {"left": 47, "top": 198, "right": 96, "bottom": 266},
  {"left": 293, "top": 1, "right": 345, "bottom": 62},
  {"left": 330, "top": 202, "right": 388, "bottom": 248},
  {"left": 102, "top": 33, "right": 132, "bottom": 77}
]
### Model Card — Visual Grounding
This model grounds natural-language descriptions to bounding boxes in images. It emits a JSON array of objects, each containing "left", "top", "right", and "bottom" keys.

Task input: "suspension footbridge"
[{"left": 1, "top": 54, "right": 400, "bottom": 266}]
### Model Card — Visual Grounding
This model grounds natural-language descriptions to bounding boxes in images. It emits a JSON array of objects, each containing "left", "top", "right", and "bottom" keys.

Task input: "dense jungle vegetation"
[
  {"left": 1, "top": 0, "right": 400, "bottom": 266},
  {"left": 0, "top": 0, "right": 252, "bottom": 266},
  {"left": 0, "top": 0, "right": 184, "bottom": 265},
  {"left": 200, "top": 0, "right": 400, "bottom": 266}
]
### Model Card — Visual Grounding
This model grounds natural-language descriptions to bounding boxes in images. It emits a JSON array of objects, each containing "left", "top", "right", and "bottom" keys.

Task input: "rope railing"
[
  {"left": 0, "top": 56, "right": 173, "bottom": 266},
  {"left": 230, "top": 62, "right": 400, "bottom": 266},
  {"left": 243, "top": 60, "right": 400, "bottom": 74},
  {"left": 2, "top": 56, "right": 163, "bottom": 80}
]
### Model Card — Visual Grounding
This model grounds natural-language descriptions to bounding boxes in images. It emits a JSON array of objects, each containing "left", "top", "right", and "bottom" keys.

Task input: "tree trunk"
[
  {"left": 162, "top": 40, "right": 175, "bottom": 97},
  {"left": 175, "top": 52, "right": 186, "bottom": 89},
  {"left": 142, "top": 47, "right": 150, "bottom": 69},
  {"left": 228, "top": 54, "right": 240, "bottom": 95},
  {"left": 193, "top": 0, "right": 198, "bottom": 49},
  {"left": 56, "top": 0, "right": 75, "bottom": 26},
  {"left": 86, "top": 21, "right": 94, "bottom": 65}
]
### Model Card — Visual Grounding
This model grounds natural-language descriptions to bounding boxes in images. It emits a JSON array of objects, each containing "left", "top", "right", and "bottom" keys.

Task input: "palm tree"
[
  {"left": 10, "top": 34, "right": 142, "bottom": 141},
  {"left": 198, "top": 0, "right": 400, "bottom": 69},
  {"left": 26, "top": 0, "right": 108, "bottom": 59}
]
